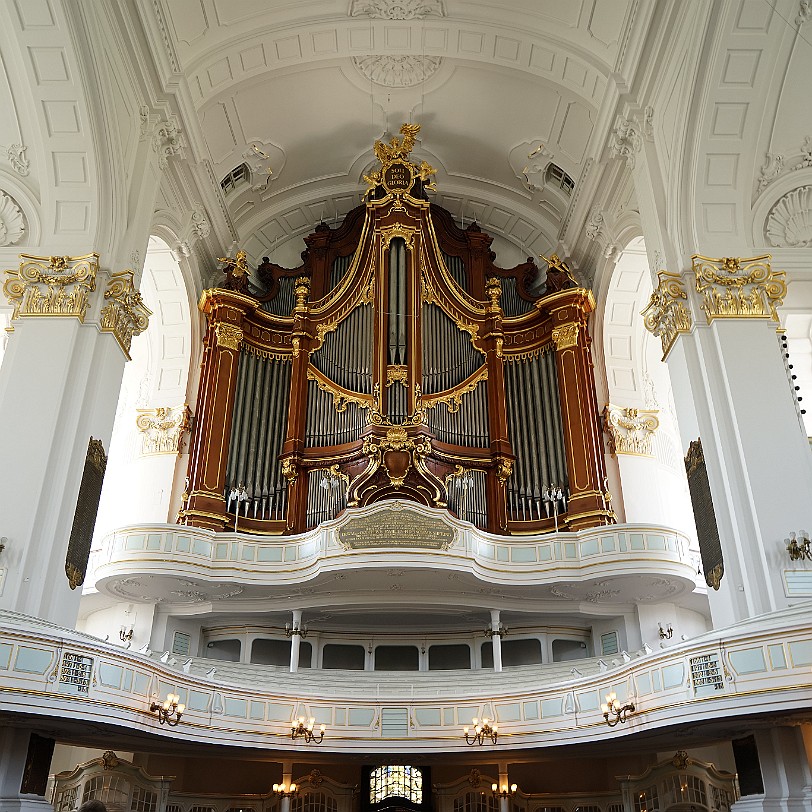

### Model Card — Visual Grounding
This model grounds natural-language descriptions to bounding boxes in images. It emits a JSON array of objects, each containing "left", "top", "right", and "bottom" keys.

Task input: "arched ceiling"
[{"left": 146, "top": 0, "right": 644, "bottom": 265}]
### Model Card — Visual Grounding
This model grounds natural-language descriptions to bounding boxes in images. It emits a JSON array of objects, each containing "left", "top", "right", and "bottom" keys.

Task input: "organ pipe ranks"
[{"left": 181, "top": 125, "right": 613, "bottom": 535}]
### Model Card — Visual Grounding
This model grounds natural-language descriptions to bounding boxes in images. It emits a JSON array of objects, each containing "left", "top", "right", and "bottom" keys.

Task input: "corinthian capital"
[
  {"left": 100, "top": 270, "right": 152, "bottom": 359},
  {"left": 641, "top": 271, "right": 692, "bottom": 359},
  {"left": 603, "top": 404, "right": 660, "bottom": 456}
]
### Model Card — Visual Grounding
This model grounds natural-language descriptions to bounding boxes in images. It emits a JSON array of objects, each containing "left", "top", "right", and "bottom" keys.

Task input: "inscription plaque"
[
  {"left": 382, "top": 160, "right": 414, "bottom": 195},
  {"left": 65, "top": 437, "right": 108, "bottom": 589},
  {"left": 685, "top": 438, "right": 723, "bottom": 590},
  {"left": 337, "top": 504, "right": 456, "bottom": 550}
]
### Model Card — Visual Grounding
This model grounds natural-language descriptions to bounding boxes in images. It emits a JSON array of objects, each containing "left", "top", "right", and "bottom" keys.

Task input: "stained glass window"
[{"left": 369, "top": 766, "right": 423, "bottom": 804}]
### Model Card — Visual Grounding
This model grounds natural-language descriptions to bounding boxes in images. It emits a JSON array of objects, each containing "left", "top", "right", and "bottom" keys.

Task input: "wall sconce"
[
  {"left": 149, "top": 693, "right": 184, "bottom": 726},
  {"left": 285, "top": 622, "right": 308, "bottom": 639},
  {"left": 292, "top": 716, "right": 325, "bottom": 743},
  {"left": 491, "top": 784, "right": 517, "bottom": 799},
  {"left": 601, "top": 691, "right": 634, "bottom": 727},
  {"left": 463, "top": 717, "right": 497, "bottom": 745},
  {"left": 658, "top": 623, "right": 673, "bottom": 640},
  {"left": 228, "top": 483, "right": 250, "bottom": 532},
  {"left": 785, "top": 530, "right": 811, "bottom": 561},
  {"left": 119, "top": 625, "right": 134, "bottom": 643},
  {"left": 272, "top": 783, "right": 299, "bottom": 799}
]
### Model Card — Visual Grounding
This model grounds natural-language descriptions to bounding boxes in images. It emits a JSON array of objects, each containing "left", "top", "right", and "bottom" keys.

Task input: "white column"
[
  {"left": 490, "top": 609, "right": 503, "bottom": 673},
  {"left": 496, "top": 765, "right": 511, "bottom": 812},
  {"left": 289, "top": 610, "right": 302, "bottom": 673},
  {"left": 365, "top": 643, "right": 374, "bottom": 671},
  {"left": 732, "top": 727, "right": 812, "bottom": 812},
  {"left": 279, "top": 763, "right": 294, "bottom": 812},
  {"left": 0, "top": 729, "right": 53, "bottom": 812}
]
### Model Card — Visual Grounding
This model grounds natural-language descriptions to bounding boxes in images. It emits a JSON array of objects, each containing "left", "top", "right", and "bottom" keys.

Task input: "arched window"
[{"left": 370, "top": 766, "right": 423, "bottom": 804}]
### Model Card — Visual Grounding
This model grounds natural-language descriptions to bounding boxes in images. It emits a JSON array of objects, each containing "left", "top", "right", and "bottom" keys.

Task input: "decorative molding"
[
  {"left": 691, "top": 254, "right": 786, "bottom": 323},
  {"left": 190, "top": 204, "right": 210, "bottom": 239},
  {"left": 242, "top": 140, "right": 286, "bottom": 191},
  {"left": 641, "top": 271, "right": 692, "bottom": 360},
  {"left": 214, "top": 322, "right": 243, "bottom": 351},
  {"left": 792, "top": 135, "right": 812, "bottom": 170},
  {"left": 797, "top": 0, "right": 812, "bottom": 25},
  {"left": 3, "top": 253, "right": 99, "bottom": 323},
  {"left": 610, "top": 116, "right": 642, "bottom": 169},
  {"left": 100, "top": 271, "right": 152, "bottom": 359},
  {"left": 641, "top": 106, "right": 654, "bottom": 140},
  {"left": 757, "top": 153, "right": 784, "bottom": 192},
  {"left": 766, "top": 185, "right": 812, "bottom": 247},
  {"left": 135, "top": 405, "right": 193, "bottom": 455},
  {"left": 603, "top": 404, "right": 660, "bottom": 456},
  {"left": 552, "top": 322, "right": 579, "bottom": 350},
  {"left": 423, "top": 368, "right": 488, "bottom": 413},
  {"left": 585, "top": 208, "right": 605, "bottom": 241},
  {"left": 0, "top": 192, "right": 25, "bottom": 246},
  {"left": 349, "top": 0, "right": 445, "bottom": 18},
  {"left": 6, "top": 143, "right": 30, "bottom": 176},
  {"left": 352, "top": 55, "right": 442, "bottom": 87},
  {"left": 153, "top": 118, "right": 182, "bottom": 170}
]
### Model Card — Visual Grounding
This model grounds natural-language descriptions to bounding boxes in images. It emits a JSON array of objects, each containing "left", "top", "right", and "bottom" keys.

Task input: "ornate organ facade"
[{"left": 181, "top": 127, "right": 613, "bottom": 537}]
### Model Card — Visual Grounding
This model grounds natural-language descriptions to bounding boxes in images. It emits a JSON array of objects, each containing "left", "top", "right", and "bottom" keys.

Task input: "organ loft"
[{"left": 181, "top": 125, "right": 614, "bottom": 537}]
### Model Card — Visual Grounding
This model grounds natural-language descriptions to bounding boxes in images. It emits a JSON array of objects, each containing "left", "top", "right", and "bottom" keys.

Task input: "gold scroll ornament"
[
  {"left": 362, "top": 123, "right": 437, "bottom": 197},
  {"left": 3, "top": 253, "right": 99, "bottom": 324},
  {"left": 552, "top": 322, "right": 579, "bottom": 350},
  {"left": 100, "top": 270, "right": 152, "bottom": 359},
  {"left": 641, "top": 271, "right": 692, "bottom": 360},
  {"left": 603, "top": 405, "right": 660, "bottom": 456},
  {"left": 215, "top": 322, "right": 243, "bottom": 351},
  {"left": 691, "top": 254, "right": 786, "bottom": 323},
  {"left": 135, "top": 405, "right": 193, "bottom": 455}
]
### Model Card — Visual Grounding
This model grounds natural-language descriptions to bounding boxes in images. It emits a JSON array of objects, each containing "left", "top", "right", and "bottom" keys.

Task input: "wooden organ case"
[{"left": 181, "top": 125, "right": 614, "bottom": 536}]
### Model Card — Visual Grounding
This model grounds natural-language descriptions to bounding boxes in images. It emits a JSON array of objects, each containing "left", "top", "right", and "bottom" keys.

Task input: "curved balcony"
[
  {"left": 1, "top": 605, "right": 810, "bottom": 754},
  {"left": 92, "top": 502, "right": 701, "bottom": 608}
]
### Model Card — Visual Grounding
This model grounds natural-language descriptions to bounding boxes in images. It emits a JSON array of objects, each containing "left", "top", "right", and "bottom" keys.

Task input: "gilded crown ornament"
[{"left": 363, "top": 123, "right": 437, "bottom": 197}]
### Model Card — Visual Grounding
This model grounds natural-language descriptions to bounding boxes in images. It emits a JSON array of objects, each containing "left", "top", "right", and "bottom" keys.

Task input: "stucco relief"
[
  {"left": 349, "top": 0, "right": 445, "bottom": 18},
  {"left": 0, "top": 192, "right": 25, "bottom": 246},
  {"left": 353, "top": 55, "right": 442, "bottom": 87},
  {"left": 766, "top": 185, "right": 812, "bottom": 247}
]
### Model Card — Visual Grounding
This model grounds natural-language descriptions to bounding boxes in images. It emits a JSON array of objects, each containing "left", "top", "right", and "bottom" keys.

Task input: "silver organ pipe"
[
  {"left": 421, "top": 303, "right": 481, "bottom": 394},
  {"left": 388, "top": 237, "right": 407, "bottom": 365},
  {"left": 424, "top": 380, "right": 490, "bottom": 448},
  {"left": 446, "top": 469, "right": 487, "bottom": 528},
  {"left": 261, "top": 277, "right": 296, "bottom": 316},
  {"left": 310, "top": 306, "right": 373, "bottom": 393},
  {"left": 304, "top": 380, "right": 367, "bottom": 447},
  {"left": 504, "top": 349, "right": 567, "bottom": 522},
  {"left": 329, "top": 253, "right": 353, "bottom": 292},
  {"left": 387, "top": 383, "right": 407, "bottom": 424},
  {"left": 225, "top": 349, "right": 292, "bottom": 521},
  {"left": 441, "top": 251, "right": 467, "bottom": 293},
  {"left": 305, "top": 468, "right": 348, "bottom": 529},
  {"left": 500, "top": 277, "right": 534, "bottom": 317}
]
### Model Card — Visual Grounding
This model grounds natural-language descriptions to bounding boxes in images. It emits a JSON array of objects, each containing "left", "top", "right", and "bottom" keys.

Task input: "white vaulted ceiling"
[{"left": 150, "top": 0, "right": 638, "bottom": 264}]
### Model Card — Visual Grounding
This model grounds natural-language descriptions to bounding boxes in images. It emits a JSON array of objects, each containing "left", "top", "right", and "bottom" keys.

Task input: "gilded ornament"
[
  {"left": 706, "top": 563, "right": 723, "bottom": 591},
  {"left": 423, "top": 368, "right": 487, "bottom": 413},
  {"left": 381, "top": 224, "right": 416, "bottom": 250},
  {"left": 551, "top": 322, "right": 579, "bottom": 350},
  {"left": 218, "top": 250, "right": 251, "bottom": 294},
  {"left": 99, "top": 270, "right": 152, "bottom": 359},
  {"left": 307, "top": 366, "right": 372, "bottom": 412},
  {"left": 3, "top": 253, "right": 99, "bottom": 324},
  {"left": 691, "top": 254, "right": 786, "bottom": 323},
  {"left": 485, "top": 276, "right": 502, "bottom": 311},
  {"left": 641, "top": 271, "right": 692, "bottom": 359},
  {"left": 101, "top": 751, "right": 121, "bottom": 771},
  {"left": 294, "top": 276, "right": 311, "bottom": 312},
  {"left": 671, "top": 751, "right": 690, "bottom": 770},
  {"left": 603, "top": 405, "right": 659, "bottom": 456},
  {"left": 496, "top": 458, "right": 513, "bottom": 485},
  {"left": 386, "top": 365, "right": 409, "bottom": 387},
  {"left": 135, "top": 405, "right": 193, "bottom": 455},
  {"left": 363, "top": 122, "right": 436, "bottom": 197},
  {"left": 281, "top": 458, "right": 298, "bottom": 484},
  {"left": 215, "top": 322, "right": 243, "bottom": 351}
]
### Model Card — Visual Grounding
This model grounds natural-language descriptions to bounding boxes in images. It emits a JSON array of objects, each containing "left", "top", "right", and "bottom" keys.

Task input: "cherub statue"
[
  {"left": 540, "top": 252, "right": 578, "bottom": 293},
  {"left": 218, "top": 249, "right": 251, "bottom": 294}
]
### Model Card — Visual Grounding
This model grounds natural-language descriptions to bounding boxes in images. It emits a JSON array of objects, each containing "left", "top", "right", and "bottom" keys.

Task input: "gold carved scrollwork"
[
  {"left": 381, "top": 224, "right": 416, "bottom": 250},
  {"left": 386, "top": 365, "right": 408, "bottom": 387},
  {"left": 551, "top": 322, "right": 579, "bottom": 350},
  {"left": 281, "top": 457, "right": 298, "bottom": 484},
  {"left": 363, "top": 122, "right": 437, "bottom": 197},
  {"left": 641, "top": 271, "right": 692, "bottom": 360},
  {"left": 135, "top": 405, "right": 193, "bottom": 455},
  {"left": 307, "top": 366, "right": 372, "bottom": 412},
  {"left": 691, "top": 254, "right": 786, "bottom": 323},
  {"left": 602, "top": 404, "right": 660, "bottom": 456},
  {"left": 294, "top": 276, "right": 311, "bottom": 313},
  {"left": 496, "top": 458, "right": 513, "bottom": 485},
  {"left": 215, "top": 322, "right": 243, "bottom": 351},
  {"left": 485, "top": 276, "right": 502, "bottom": 312},
  {"left": 3, "top": 253, "right": 99, "bottom": 324},
  {"left": 99, "top": 270, "right": 152, "bottom": 359},
  {"left": 423, "top": 368, "right": 488, "bottom": 413}
]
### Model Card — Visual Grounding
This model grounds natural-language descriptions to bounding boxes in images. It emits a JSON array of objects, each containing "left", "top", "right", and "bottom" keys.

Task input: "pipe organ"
[{"left": 182, "top": 125, "right": 613, "bottom": 536}]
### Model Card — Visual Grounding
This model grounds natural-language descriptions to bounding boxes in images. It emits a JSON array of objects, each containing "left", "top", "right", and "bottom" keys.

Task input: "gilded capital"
[
  {"left": 100, "top": 270, "right": 152, "bottom": 359},
  {"left": 215, "top": 322, "right": 243, "bottom": 351},
  {"left": 552, "top": 322, "right": 579, "bottom": 350},
  {"left": 603, "top": 404, "right": 660, "bottom": 456},
  {"left": 3, "top": 253, "right": 99, "bottom": 324},
  {"left": 135, "top": 405, "right": 193, "bottom": 455},
  {"left": 641, "top": 271, "right": 692, "bottom": 359},
  {"left": 691, "top": 254, "right": 786, "bottom": 323}
]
